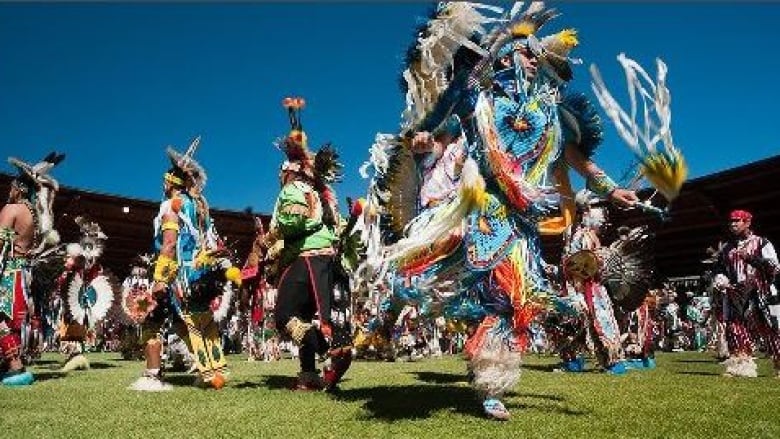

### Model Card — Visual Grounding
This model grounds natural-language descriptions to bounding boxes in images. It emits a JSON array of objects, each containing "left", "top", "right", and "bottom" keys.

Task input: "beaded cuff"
[{"left": 586, "top": 172, "right": 618, "bottom": 197}]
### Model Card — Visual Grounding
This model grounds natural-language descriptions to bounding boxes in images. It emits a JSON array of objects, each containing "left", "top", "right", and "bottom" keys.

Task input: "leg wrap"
[
  {"left": 726, "top": 320, "right": 754, "bottom": 356},
  {"left": 465, "top": 318, "right": 522, "bottom": 399},
  {"left": 286, "top": 317, "right": 313, "bottom": 346}
]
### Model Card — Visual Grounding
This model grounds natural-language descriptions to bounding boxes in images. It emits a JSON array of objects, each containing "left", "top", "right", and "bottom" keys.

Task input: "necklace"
[{"left": 21, "top": 199, "right": 41, "bottom": 251}]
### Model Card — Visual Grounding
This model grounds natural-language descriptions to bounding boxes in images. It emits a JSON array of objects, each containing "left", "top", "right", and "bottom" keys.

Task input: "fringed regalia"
[
  {"left": 1, "top": 152, "right": 64, "bottom": 386},
  {"left": 265, "top": 97, "right": 353, "bottom": 391},
  {"left": 129, "top": 137, "right": 241, "bottom": 391},
  {"left": 355, "top": 3, "right": 590, "bottom": 419},
  {"left": 621, "top": 294, "right": 658, "bottom": 369},
  {"left": 0, "top": 255, "right": 31, "bottom": 336},
  {"left": 354, "top": 1, "right": 685, "bottom": 419},
  {"left": 560, "top": 206, "right": 621, "bottom": 372},
  {"left": 713, "top": 210, "right": 780, "bottom": 377},
  {"left": 56, "top": 216, "right": 115, "bottom": 372}
]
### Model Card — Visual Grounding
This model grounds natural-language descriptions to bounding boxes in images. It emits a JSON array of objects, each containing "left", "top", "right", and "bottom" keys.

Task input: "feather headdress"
[
  {"left": 277, "top": 97, "right": 344, "bottom": 185},
  {"left": 281, "top": 97, "right": 311, "bottom": 162},
  {"left": 166, "top": 136, "right": 207, "bottom": 194},
  {"left": 400, "top": 2, "right": 504, "bottom": 130},
  {"left": 7, "top": 152, "right": 65, "bottom": 254},
  {"left": 66, "top": 216, "right": 108, "bottom": 266},
  {"left": 8, "top": 151, "right": 65, "bottom": 193},
  {"left": 539, "top": 28, "right": 580, "bottom": 83},
  {"left": 480, "top": 1, "right": 558, "bottom": 59}
]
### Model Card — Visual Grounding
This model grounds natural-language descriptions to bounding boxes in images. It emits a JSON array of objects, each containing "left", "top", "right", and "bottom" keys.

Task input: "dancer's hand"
[{"left": 609, "top": 188, "right": 640, "bottom": 208}]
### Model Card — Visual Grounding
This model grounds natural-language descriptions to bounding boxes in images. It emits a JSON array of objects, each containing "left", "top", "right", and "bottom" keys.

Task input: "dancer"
[
  {"left": 129, "top": 137, "right": 241, "bottom": 391},
  {"left": 355, "top": 1, "right": 686, "bottom": 420},
  {"left": 713, "top": 209, "right": 780, "bottom": 377},
  {"left": 1, "top": 152, "right": 64, "bottom": 385},
  {"left": 621, "top": 293, "right": 658, "bottom": 369},
  {"left": 56, "top": 216, "right": 115, "bottom": 372},
  {"left": 357, "top": 3, "right": 642, "bottom": 420},
  {"left": 266, "top": 97, "right": 353, "bottom": 391},
  {"left": 559, "top": 197, "right": 625, "bottom": 372}
]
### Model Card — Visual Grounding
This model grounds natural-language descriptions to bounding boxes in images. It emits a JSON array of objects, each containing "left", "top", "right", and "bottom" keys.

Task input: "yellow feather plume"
[
  {"left": 225, "top": 266, "right": 242, "bottom": 287},
  {"left": 558, "top": 29, "right": 578, "bottom": 48},
  {"left": 640, "top": 150, "right": 688, "bottom": 202},
  {"left": 511, "top": 22, "right": 537, "bottom": 38}
]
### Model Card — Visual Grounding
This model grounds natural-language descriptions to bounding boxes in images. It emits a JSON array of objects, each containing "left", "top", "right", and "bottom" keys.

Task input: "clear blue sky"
[{"left": 1, "top": 2, "right": 778, "bottom": 213}]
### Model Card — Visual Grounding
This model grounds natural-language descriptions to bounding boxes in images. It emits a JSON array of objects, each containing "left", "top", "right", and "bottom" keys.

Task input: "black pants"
[{"left": 275, "top": 255, "right": 334, "bottom": 372}]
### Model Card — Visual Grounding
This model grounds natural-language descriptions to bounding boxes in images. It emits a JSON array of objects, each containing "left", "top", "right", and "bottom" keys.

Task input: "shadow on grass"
[
  {"left": 163, "top": 374, "right": 196, "bottom": 386},
  {"left": 676, "top": 371, "right": 720, "bottom": 376},
  {"left": 675, "top": 359, "right": 716, "bottom": 364},
  {"left": 89, "top": 362, "right": 119, "bottom": 370},
  {"left": 114, "top": 357, "right": 144, "bottom": 362},
  {"left": 233, "top": 380, "right": 267, "bottom": 389},
  {"left": 333, "top": 383, "right": 481, "bottom": 420},
  {"left": 30, "top": 359, "right": 60, "bottom": 366},
  {"left": 521, "top": 363, "right": 561, "bottom": 373},
  {"left": 409, "top": 371, "right": 466, "bottom": 384},
  {"left": 33, "top": 371, "right": 66, "bottom": 382},
  {"left": 332, "top": 383, "right": 586, "bottom": 421},
  {"left": 260, "top": 374, "right": 297, "bottom": 390},
  {"left": 234, "top": 375, "right": 353, "bottom": 391}
]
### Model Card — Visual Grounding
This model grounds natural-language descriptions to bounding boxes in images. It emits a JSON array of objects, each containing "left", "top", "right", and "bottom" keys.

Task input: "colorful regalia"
[
  {"left": 353, "top": 2, "right": 684, "bottom": 420},
  {"left": 128, "top": 137, "right": 241, "bottom": 391},
  {"left": 119, "top": 255, "right": 153, "bottom": 360},
  {"left": 554, "top": 193, "right": 653, "bottom": 373},
  {"left": 712, "top": 210, "right": 780, "bottom": 377},
  {"left": 620, "top": 293, "right": 658, "bottom": 369},
  {"left": 1, "top": 152, "right": 64, "bottom": 386},
  {"left": 265, "top": 97, "right": 353, "bottom": 391},
  {"left": 56, "top": 216, "right": 115, "bottom": 372}
]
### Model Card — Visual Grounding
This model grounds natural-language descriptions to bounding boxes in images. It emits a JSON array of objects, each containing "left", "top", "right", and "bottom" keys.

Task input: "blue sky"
[{"left": 1, "top": 2, "right": 778, "bottom": 213}]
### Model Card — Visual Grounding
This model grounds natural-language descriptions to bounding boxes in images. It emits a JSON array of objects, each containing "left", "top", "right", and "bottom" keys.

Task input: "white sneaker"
[
  {"left": 60, "top": 354, "right": 90, "bottom": 372},
  {"left": 128, "top": 376, "right": 173, "bottom": 392}
]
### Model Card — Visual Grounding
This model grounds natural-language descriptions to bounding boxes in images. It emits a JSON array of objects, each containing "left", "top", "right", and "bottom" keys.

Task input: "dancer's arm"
[
  {"left": 564, "top": 144, "right": 638, "bottom": 207},
  {"left": 152, "top": 206, "right": 180, "bottom": 293}
]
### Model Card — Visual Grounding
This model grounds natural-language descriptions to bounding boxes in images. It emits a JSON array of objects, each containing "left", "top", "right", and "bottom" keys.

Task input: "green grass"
[{"left": 2, "top": 352, "right": 778, "bottom": 439}]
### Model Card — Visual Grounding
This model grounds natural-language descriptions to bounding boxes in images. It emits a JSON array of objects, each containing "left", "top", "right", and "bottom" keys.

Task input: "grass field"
[{"left": 1, "top": 351, "right": 778, "bottom": 439}]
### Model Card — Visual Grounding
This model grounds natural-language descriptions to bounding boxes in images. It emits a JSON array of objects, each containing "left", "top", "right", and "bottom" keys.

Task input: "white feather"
[
  {"left": 212, "top": 282, "right": 234, "bottom": 323},
  {"left": 590, "top": 54, "right": 677, "bottom": 159},
  {"left": 403, "top": 2, "right": 505, "bottom": 127},
  {"left": 66, "top": 243, "right": 83, "bottom": 257},
  {"left": 67, "top": 274, "right": 114, "bottom": 327}
]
